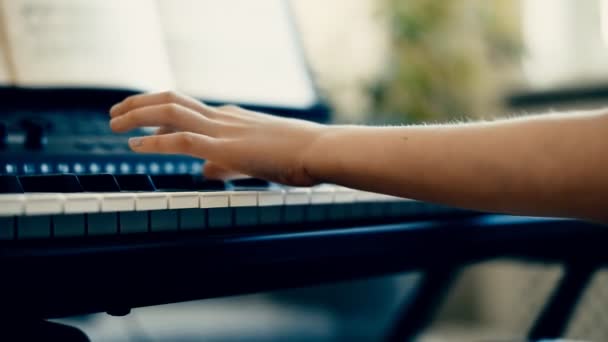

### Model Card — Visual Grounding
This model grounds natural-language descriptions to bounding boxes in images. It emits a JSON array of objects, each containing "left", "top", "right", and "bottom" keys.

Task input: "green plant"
[{"left": 371, "top": 0, "right": 523, "bottom": 123}]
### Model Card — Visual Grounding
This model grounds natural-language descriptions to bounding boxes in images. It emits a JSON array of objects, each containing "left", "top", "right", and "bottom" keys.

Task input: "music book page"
[
  {"left": 0, "top": 14, "right": 12, "bottom": 85},
  {"left": 0, "top": 46, "right": 11, "bottom": 85},
  {"left": 157, "top": 0, "right": 317, "bottom": 108},
  {"left": 0, "top": 0, "right": 174, "bottom": 91}
]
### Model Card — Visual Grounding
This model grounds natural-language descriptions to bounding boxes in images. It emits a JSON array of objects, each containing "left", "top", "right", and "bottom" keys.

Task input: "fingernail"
[
  {"left": 109, "top": 103, "right": 120, "bottom": 114},
  {"left": 129, "top": 137, "right": 143, "bottom": 147}
]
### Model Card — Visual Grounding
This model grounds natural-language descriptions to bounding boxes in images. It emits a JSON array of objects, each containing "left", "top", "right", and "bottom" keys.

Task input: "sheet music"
[
  {"left": 158, "top": 0, "right": 317, "bottom": 108},
  {"left": 1, "top": 0, "right": 174, "bottom": 91},
  {"left": 0, "top": 45, "right": 10, "bottom": 84},
  {"left": 0, "top": 15, "right": 12, "bottom": 84}
]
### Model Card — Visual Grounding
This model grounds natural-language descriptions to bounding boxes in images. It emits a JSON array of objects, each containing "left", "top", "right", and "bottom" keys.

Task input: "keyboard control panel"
[{"left": 0, "top": 109, "right": 201, "bottom": 175}]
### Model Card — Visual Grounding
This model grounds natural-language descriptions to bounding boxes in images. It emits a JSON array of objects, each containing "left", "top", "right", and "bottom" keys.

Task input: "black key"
[
  {"left": 78, "top": 174, "right": 120, "bottom": 192},
  {"left": 19, "top": 174, "right": 82, "bottom": 193},
  {"left": 114, "top": 174, "right": 156, "bottom": 192},
  {"left": 192, "top": 176, "right": 226, "bottom": 191},
  {"left": 0, "top": 175, "right": 24, "bottom": 193},
  {"left": 151, "top": 174, "right": 195, "bottom": 191},
  {"left": 152, "top": 174, "right": 226, "bottom": 192},
  {"left": 229, "top": 178, "right": 270, "bottom": 190}
]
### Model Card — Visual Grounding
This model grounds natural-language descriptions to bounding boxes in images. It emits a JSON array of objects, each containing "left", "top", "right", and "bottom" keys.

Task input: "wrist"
[{"left": 301, "top": 125, "right": 353, "bottom": 185}]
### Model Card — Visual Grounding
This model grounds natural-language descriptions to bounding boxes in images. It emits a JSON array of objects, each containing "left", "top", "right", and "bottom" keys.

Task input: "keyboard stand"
[{"left": 0, "top": 316, "right": 89, "bottom": 341}]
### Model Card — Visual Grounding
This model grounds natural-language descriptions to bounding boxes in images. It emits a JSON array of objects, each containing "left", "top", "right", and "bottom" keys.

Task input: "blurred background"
[{"left": 31, "top": 0, "right": 606, "bottom": 340}]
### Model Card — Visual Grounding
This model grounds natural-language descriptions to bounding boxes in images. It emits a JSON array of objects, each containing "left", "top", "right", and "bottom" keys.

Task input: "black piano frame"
[{"left": 0, "top": 215, "right": 606, "bottom": 341}]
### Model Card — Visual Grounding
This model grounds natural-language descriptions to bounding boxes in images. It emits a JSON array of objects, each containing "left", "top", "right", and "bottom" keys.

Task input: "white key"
[
  {"left": 258, "top": 189, "right": 285, "bottom": 207},
  {"left": 333, "top": 187, "right": 357, "bottom": 204},
  {"left": 0, "top": 194, "right": 25, "bottom": 217},
  {"left": 64, "top": 193, "right": 101, "bottom": 214},
  {"left": 167, "top": 192, "right": 199, "bottom": 209},
  {"left": 24, "top": 193, "right": 65, "bottom": 215},
  {"left": 356, "top": 191, "right": 389, "bottom": 203},
  {"left": 310, "top": 185, "right": 335, "bottom": 204},
  {"left": 200, "top": 191, "right": 230, "bottom": 209},
  {"left": 136, "top": 192, "right": 168, "bottom": 211},
  {"left": 101, "top": 193, "right": 136, "bottom": 212},
  {"left": 378, "top": 194, "right": 407, "bottom": 202},
  {"left": 284, "top": 188, "right": 310, "bottom": 205},
  {"left": 230, "top": 191, "right": 258, "bottom": 207}
]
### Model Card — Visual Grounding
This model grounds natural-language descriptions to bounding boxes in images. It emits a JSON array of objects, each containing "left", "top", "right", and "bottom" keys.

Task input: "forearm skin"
[{"left": 306, "top": 111, "right": 608, "bottom": 222}]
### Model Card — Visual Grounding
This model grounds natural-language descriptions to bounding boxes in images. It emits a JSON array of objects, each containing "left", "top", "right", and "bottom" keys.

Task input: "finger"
[
  {"left": 110, "top": 91, "right": 216, "bottom": 119},
  {"left": 128, "top": 132, "right": 217, "bottom": 159},
  {"left": 203, "top": 161, "right": 246, "bottom": 180},
  {"left": 110, "top": 103, "right": 220, "bottom": 136}
]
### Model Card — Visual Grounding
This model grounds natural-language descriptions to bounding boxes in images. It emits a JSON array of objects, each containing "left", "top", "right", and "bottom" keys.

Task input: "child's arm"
[{"left": 110, "top": 91, "right": 608, "bottom": 223}]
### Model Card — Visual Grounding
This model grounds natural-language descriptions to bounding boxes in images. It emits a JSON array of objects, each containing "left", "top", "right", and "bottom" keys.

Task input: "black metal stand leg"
[
  {"left": 528, "top": 262, "right": 597, "bottom": 341},
  {"left": 0, "top": 317, "right": 90, "bottom": 342},
  {"left": 385, "top": 268, "right": 459, "bottom": 342}
]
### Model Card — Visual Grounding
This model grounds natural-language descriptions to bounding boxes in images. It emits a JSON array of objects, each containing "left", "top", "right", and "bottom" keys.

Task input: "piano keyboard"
[{"left": 0, "top": 174, "right": 463, "bottom": 241}]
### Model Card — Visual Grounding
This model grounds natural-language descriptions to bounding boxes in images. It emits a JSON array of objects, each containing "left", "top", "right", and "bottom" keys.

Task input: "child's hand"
[{"left": 109, "top": 91, "right": 328, "bottom": 186}]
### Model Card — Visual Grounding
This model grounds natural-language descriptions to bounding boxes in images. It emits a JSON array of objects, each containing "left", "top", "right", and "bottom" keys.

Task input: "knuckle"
[
  {"left": 163, "top": 103, "right": 183, "bottom": 119},
  {"left": 124, "top": 94, "right": 142, "bottom": 108},
  {"left": 162, "top": 91, "right": 180, "bottom": 103},
  {"left": 122, "top": 96, "right": 135, "bottom": 109},
  {"left": 175, "top": 132, "right": 197, "bottom": 153}
]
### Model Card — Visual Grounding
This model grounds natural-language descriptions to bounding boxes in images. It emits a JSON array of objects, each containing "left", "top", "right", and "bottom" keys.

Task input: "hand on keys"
[{"left": 109, "top": 91, "right": 328, "bottom": 186}]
